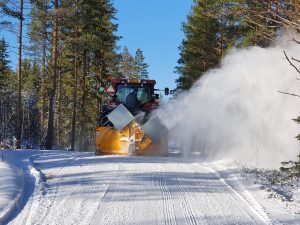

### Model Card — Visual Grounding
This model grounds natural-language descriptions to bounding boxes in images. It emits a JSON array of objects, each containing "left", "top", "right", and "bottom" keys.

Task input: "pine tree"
[
  {"left": 176, "top": 0, "right": 220, "bottom": 90},
  {"left": 0, "top": 38, "right": 16, "bottom": 146},
  {"left": 83, "top": 0, "right": 120, "bottom": 150},
  {"left": 0, "top": 38, "right": 9, "bottom": 89},
  {"left": 77, "top": 0, "right": 119, "bottom": 151},
  {"left": 45, "top": 0, "right": 59, "bottom": 150},
  {"left": 0, "top": 0, "right": 21, "bottom": 25},
  {"left": 134, "top": 48, "right": 149, "bottom": 80},
  {"left": 28, "top": 0, "right": 51, "bottom": 145},
  {"left": 42, "top": 0, "right": 120, "bottom": 150},
  {"left": 16, "top": 0, "right": 24, "bottom": 149},
  {"left": 119, "top": 46, "right": 135, "bottom": 79},
  {"left": 175, "top": 0, "right": 273, "bottom": 90},
  {"left": 118, "top": 47, "right": 149, "bottom": 80},
  {"left": 59, "top": 0, "right": 81, "bottom": 151},
  {"left": 21, "top": 59, "right": 41, "bottom": 147},
  {"left": 234, "top": 1, "right": 283, "bottom": 47}
]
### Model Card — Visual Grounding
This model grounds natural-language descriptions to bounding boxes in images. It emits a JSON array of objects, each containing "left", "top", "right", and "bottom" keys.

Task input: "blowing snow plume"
[{"left": 159, "top": 40, "right": 300, "bottom": 168}]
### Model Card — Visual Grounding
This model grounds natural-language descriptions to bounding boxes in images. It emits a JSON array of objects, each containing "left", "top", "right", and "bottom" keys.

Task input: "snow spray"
[{"left": 158, "top": 36, "right": 300, "bottom": 168}]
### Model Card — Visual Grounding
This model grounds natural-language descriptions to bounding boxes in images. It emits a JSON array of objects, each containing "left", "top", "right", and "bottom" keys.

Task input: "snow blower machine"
[{"left": 95, "top": 79, "right": 169, "bottom": 156}]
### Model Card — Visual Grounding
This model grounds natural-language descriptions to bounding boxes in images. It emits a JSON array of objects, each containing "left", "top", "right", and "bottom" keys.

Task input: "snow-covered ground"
[
  {"left": 0, "top": 150, "right": 299, "bottom": 225},
  {"left": 0, "top": 160, "right": 23, "bottom": 224},
  {"left": 241, "top": 164, "right": 300, "bottom": 223}
]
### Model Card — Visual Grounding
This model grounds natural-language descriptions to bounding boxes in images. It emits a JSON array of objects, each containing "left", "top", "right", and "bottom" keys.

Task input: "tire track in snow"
[
  {"left": 174, "top": 175, "right": 198, "bottom": 225},
  {"left": 89, "top": 165, "right": 122, "bottom": 225},
  {"left": 159, "top": 164, "right": 206, "bottom": 225},
  {"left": 6, "top": 153, "right": 55, "bottom": 225},
  {"left": 49, "top": 156, "right": 118, "bottom": 225},
  {"left": 12, "top": 152, "right": 111, "bottom": 225},
  {"left": 66, "top": 157, "right": 114, "bottom": 225},
  {"left": 90, "top": 164, "right": 139, "bottom": 225},
  {"left": 158, "top": 172, "right": 177, "bottom": 225},
  {"left": 8, "top": 153, "right": 274, "bottom": 225},
  {"left": 28, "top": 154, "right": 79, "bottom": 225}
]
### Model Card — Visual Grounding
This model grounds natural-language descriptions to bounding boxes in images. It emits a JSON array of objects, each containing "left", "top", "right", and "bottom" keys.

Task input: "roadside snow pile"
[
  {"left": 0, "top": 162, "right": 24, "bottom": 223},
  {"left": 243, "top": 168, "right": 300, "bottom": 216},
  {"left": 210, "top": 160, "right": 300, "bottom": 224}
]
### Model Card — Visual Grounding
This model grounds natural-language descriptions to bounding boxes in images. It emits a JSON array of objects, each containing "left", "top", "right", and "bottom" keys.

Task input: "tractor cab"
[{"left": 104, "top": 79, "right": 160, "bottom": 117}]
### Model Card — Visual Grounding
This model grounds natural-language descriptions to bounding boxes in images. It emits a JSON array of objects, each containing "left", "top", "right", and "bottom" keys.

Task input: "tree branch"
[
  {"left": 292, "top": 57, "right": 300, "bottom": 63},
  {"left": 278, "top": 91, "right": 300, "bottom": 98},
  {"left": 292, "top": 38, "right": 300, "bottom": 45},
  {"left": 283, "top": 51, "right": 300, "bottom": 74}
]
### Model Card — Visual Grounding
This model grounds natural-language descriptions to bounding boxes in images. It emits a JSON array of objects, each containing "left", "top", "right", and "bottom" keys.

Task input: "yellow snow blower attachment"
[{"left": 95, "top": 79, "right": 169, "bottom": 156}]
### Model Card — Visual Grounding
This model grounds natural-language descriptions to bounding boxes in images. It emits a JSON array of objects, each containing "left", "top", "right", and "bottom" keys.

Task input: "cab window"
[{"left": 116, "top": 84, "right": 151, "bottom": 106}]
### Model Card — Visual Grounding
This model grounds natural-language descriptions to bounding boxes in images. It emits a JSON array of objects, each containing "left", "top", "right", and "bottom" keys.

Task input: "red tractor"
[{"left": 96, "top": 79, "right": 169, "bottom": 156}]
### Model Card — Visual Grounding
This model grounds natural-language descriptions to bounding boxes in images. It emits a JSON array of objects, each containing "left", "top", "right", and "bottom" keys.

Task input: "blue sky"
[
  {"left": 1, "top": 0, "right": 194, "bottom": 90},
  {"left": 114, "top": 0, "right": 193, "bottom": 90}
]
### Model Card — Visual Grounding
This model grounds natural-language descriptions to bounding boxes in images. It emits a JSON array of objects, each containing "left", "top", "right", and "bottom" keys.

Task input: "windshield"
[{"left": 116, "top": 84, "right": 152, "bottom": 107}]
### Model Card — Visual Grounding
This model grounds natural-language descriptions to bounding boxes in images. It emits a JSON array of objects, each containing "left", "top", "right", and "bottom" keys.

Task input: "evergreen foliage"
[
  {"left": 294, "top": 117, "right": 300, "bottom": 141},
  {"left": 45, "top": 0, "right": 121, "bottom": 150},
  {"left": 1, "top": 0, "right": 299, "bottom": 155},
  {"left": 176, "top": 0, "right": 239, "bottom": 90},
  {"left": 280, "top": 155, "right": 300, "bottom": 177},
  {"left": 0, "top": 38, "right": 16, "bottom": 146},
  {"left": 27, "top": 0, "right": 51, "bottom": 145},
  {"left": 21, "top": 59, "right": 41, "bottom": 147},
  {"left": 176, "top": 0, "right": 298, "bottom": 90},
  {"left": 134, "top": 48, "right": 149, "bottom": 80},
  {"left": 0, "top": 0, "right": 21, "bottom": 19},
  {"left": 0, "top": 38, "right": 9, "bottom": 88},
  {"left": 119, "top": 46, "right": 135, "bottom": 78},
  {"left": 0, "top": 0, "right": 125, "bottom": 150},
  {"left": 119, "top": 46, "right": 149, "bottom": 79}
]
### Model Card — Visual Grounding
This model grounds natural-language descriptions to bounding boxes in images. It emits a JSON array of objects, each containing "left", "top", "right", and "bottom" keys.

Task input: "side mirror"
[
  {"left": 165, "top": 87, "right": 170, "bottom": 96},
  {"left": 152, "top": 94, "right": 159, "bottom": 101}
]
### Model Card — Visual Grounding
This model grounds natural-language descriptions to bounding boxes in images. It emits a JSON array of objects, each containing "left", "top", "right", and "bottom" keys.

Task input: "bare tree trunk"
[
  {"left": 70, "top": 55, "right": 78, "bottom": 151},
  {"left": 56, "top": 70, "right": 62, "bottom": 147},
  {"left": 16, "top": 0, "right": 23, "bottom": 149},
  {"left": 40, "top": 19, "right": 47, "bottom": 147},
  {"left": 78, "top": 50, "right": 87, "bottom": 150},
  {"left": 45, "top": 0, "right": 59, "bottom": 150},
  {"left": 70, "top": 0, "right": 79, "bottom": 151}
]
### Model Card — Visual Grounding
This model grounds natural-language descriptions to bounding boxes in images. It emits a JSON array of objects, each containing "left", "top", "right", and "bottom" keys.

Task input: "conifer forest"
[{"left": 0, "top": 0, "right": 299, "bottom": 152}]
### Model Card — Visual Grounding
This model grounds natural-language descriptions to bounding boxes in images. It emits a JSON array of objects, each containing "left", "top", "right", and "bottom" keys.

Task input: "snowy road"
[{"left": 2, "top": 151, "right": 277, "bottom": 225}]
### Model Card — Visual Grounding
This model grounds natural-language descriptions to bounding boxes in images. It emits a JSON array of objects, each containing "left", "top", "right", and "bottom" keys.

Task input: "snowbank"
[
  {"left": 212, "top": 160, "right": 300, "bottom": 224},
  {"left": 0, "top": 162, "right": 24, "bottom": 224}
]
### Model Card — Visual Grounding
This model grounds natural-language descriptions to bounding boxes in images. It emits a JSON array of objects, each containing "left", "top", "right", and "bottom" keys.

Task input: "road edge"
[{"left": 0, "top": 163, "right": 25, "bottom": 225}]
